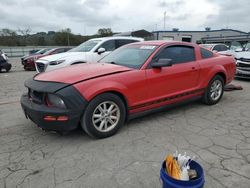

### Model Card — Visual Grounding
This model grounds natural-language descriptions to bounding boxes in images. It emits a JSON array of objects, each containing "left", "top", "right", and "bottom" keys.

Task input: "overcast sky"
[{"left": 0, "top": 0, "right": 249, "bottom": 35}]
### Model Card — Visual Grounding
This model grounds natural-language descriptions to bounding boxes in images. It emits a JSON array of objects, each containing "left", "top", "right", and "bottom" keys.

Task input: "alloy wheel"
[
  {"left": 92, "top": 101, "right": 120, "bottom": 133},
  {"left": 210, "top": 79, "right": 223, "bottom": 101}
]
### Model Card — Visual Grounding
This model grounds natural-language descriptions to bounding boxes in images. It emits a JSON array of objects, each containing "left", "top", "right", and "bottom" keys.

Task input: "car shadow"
[{"left": 234, "top": 77, "right": 250, "bottom": 82}]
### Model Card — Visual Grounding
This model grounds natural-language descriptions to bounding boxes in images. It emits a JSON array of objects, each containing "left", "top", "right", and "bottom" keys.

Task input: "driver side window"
[
  {"left": 157, "top": 45, "right": 195, "bottom": 64},
  {"left": 98, "top": 40, "right": 116, "bottom": 51}
]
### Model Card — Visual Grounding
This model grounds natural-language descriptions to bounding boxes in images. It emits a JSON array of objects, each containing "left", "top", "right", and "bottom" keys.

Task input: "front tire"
[
  {"left": 5, "top": 64, "right": 11, "bottom": 72},
  {"left": 203, "top": 75, "right": 224, "bottom": 105},
  {"left": 82, "top": 93, "right": 126, "bottom": 138}
]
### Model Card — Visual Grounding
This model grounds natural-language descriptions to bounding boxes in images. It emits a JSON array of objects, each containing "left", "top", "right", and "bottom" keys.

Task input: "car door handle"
[{"left": 191, "top": 67, "right": 198, "bottom": 71}]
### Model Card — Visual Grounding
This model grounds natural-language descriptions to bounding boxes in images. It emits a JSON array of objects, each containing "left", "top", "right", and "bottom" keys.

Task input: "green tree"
[
  {"left": 0, "top": 28, "right": 18, "bottom": 46},
  {"left": 37, "top": 36, "right": 45, "bottom": 46},
  {"left": 54, "top": 28, "right": 73, "bottom": 46},
  {"left": 18, "top": 28, "right": 32, "bottom": 46},
  {"left": 97, "top": 28, "right": 113, "bottom": 37}
]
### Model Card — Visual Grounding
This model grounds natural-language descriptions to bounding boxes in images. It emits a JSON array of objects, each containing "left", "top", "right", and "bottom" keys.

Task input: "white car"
[
  {"left": 234, "top": 49, "right": 250, "bottom": 79},
  {"left": 203, "top": 42, "right": 250, "bottom": 79},
  {"left": 200, "top": 43, "right": 229, "bottom": 52},
  {"left": 35, "top": 36, "right": 143, "bottom": 72}
]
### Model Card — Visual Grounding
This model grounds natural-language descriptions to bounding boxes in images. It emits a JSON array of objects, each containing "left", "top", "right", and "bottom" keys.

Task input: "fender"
[
  {"left": 199, "top": 64, "right": 227, "bottom": 88},
  {"left": 73, "top": 80, "right": 129, "bottom": 102}
]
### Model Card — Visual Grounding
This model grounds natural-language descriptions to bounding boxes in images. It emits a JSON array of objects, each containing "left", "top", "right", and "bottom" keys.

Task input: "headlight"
[
  {"left": 46, "top": 94, "right": 66, "bottom": 108},
  {"left": 31, "top": 57, "right": 37, "bottom": 61},
  {"left": 49, "top": 60, "right": 65, "bottom": 65}
]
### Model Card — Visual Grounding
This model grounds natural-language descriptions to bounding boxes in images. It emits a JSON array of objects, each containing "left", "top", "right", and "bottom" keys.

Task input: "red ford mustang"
[{"left": 21, "top": 41, "right": 236, "bottom": 138}]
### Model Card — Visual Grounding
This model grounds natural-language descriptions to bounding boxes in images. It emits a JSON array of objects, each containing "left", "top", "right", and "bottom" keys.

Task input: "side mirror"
[
  {"left": 212, "top": 50, "right": 218, "bottom": 53},
  {"left": 97, "top": 48, "right": 106, "bottom": 54},
  {"left": 152, "top": 58, "right": 172, "bottom": 68}
]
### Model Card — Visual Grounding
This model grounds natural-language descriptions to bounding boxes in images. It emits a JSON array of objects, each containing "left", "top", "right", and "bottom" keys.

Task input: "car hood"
[
  {"left": 235, "top": 51, "right": 250, "bottom": 59},
  {"left": 34, "top": 63, "right": 132, "bottom": 84},
  {"left": 38, "top": 52, "right": 88, "bottom": 62}
]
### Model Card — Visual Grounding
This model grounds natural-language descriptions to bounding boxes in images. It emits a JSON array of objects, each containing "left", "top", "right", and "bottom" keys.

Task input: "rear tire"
[
  {"left": 81, "top": 93, "right": 126, "bottom": 138},
  {"left": 203, "top": 75, "right": 224, "bottom": 105}
]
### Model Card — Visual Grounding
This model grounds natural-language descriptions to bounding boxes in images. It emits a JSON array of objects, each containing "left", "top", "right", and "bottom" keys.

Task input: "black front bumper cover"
[{"left": 20, "top": 78, "right": 88, "bottom": 131}]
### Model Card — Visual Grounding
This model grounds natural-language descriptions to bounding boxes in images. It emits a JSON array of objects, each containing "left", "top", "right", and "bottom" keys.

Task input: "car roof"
[
  {"left": 126, "top": 40, "right": 198, "bottom": 47},
  {"left": 201, "top": 43, "right": 227, "bottom": 46},
  {"left": 89, "top": 36, "right": 144, "bottom": 42},
  {"left": 51, "top": 47, "right": 71, "bottom": 50}
]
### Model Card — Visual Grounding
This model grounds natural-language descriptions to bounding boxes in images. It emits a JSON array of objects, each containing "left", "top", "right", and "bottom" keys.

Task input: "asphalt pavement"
[{"left": 0, "top": 58, "right": 249, "bottom": 188}]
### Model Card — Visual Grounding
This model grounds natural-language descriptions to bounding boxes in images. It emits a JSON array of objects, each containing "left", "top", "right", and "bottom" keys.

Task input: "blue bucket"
[{"left": 160, "top": 160, "right": 205, "bottom": 188}]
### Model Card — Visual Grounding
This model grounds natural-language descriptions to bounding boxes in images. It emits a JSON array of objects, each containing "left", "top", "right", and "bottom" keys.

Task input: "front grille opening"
[
  {"left": 238, "top": 62, "right": 250, "bottom": 68},
  {"left": 36, "top": 63, "right": 45, "bottom": 72},
  {"left": 28, "top": 89, "right": 44, "bottom": 104},
  {"left": 239, "top": 58, "right": 250, "bottom": 62}
]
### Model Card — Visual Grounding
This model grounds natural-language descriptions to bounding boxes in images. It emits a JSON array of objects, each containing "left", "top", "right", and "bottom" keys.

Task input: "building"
[{"left": 152, "top": 29, "right": 250, "bottom": 44}]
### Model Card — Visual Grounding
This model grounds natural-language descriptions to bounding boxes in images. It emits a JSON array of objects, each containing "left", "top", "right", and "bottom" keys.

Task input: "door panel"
[
  {"left": 92, "top": 51, "right": 110, "bottom": 62},
  {"left": 146, "top": 62, "right": 200, "bottom": 100},
  {"left": 146, "top": 45, "right": 200, "bottom": 101}
]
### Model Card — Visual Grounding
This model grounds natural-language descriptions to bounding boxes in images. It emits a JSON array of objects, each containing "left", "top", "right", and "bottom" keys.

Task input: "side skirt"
[{"left": 127, "top": 96, "right": 202, "bottom": 121}]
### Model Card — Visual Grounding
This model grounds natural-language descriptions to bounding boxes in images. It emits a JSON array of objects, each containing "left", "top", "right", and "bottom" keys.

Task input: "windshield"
[
  {"left": 43, "top": 49, "right": 54, "bottom": 55},
  {"left": 230, "top": 41, "right": 243, "bottom": 51},
  {"left": 69, "top": 40, "right": 101, "bottom": 52},
  {"left": 99, "top": 45, "right": 158, "bottom": 69},
  {"left": 244, "top": 42, "right": 250, "bottom": 51},
  {"left": 35, "top": 48, "right": 50, "bottom": 54}
]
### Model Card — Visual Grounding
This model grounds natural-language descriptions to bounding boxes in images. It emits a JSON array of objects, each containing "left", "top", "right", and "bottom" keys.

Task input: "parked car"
[
  {"left": 29, "top": 49, "right": 40, "bottom": 54},
  {"left": 200, "top": 43, "right": 229, "bottom": 52},
  {"left": 21, "top": 48, "right": 49, "bottom": 66},
  {"left": 22, "top": 47, "right": 72, "bottom": 70},
  {"left": 242, "top": 42, "right": 250, "bottom": 51},
  {"left": 35, "top": 36, "right": 144, "bottom": 73},
  {"left": 0, "top": 50, "right": 11, "bottom": 72},
  {"left": 234, "top": 49, "right": 250, "bottom": 79},
  {"left": 207, "top": 41, "right": 250, "bottom": 79},
  {"left": 21, "top": 41, "right": 236, "bottom": 138}
]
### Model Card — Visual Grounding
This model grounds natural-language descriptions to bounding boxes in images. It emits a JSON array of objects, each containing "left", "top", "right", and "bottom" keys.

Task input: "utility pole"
[
  {"left": 67, "top": 32, "right": 70, "bottom": 46},
  {"left": 164, "top": 11, "right": 166, "bottom": 30}
]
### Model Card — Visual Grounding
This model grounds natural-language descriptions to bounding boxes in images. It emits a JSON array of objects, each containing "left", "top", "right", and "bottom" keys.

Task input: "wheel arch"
[
  {"left": 214, "top": 72, "right": 226, "bottom": 84},
  {"left": 202, "top": 65, "right": 227, "bottom": 87},
  {"left": 88, "top": 90, "right": 129, "bottom": 121}
]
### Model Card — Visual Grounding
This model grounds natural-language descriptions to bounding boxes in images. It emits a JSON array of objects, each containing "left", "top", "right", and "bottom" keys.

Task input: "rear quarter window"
[{"left": 201, "top": 48, "right": 214, "bottom": 59}]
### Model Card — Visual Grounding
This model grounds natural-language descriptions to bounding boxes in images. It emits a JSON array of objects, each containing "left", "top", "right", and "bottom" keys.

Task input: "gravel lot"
[{"left": 0, "top": 58, "right": 250, "bottom": 188}]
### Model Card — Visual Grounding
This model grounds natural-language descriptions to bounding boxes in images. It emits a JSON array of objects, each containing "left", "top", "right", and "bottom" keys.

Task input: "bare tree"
[
  {"left": 18, "top": 27, "right": 32, "bottom": 36},
  {"left": 17, "top": 27, "right": 32, "bottom": 45}
]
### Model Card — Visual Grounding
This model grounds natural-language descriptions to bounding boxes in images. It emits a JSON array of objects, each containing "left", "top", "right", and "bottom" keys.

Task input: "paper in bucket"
[{"left": 160, "top": 152, "right": 205, "bottom": 188}]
